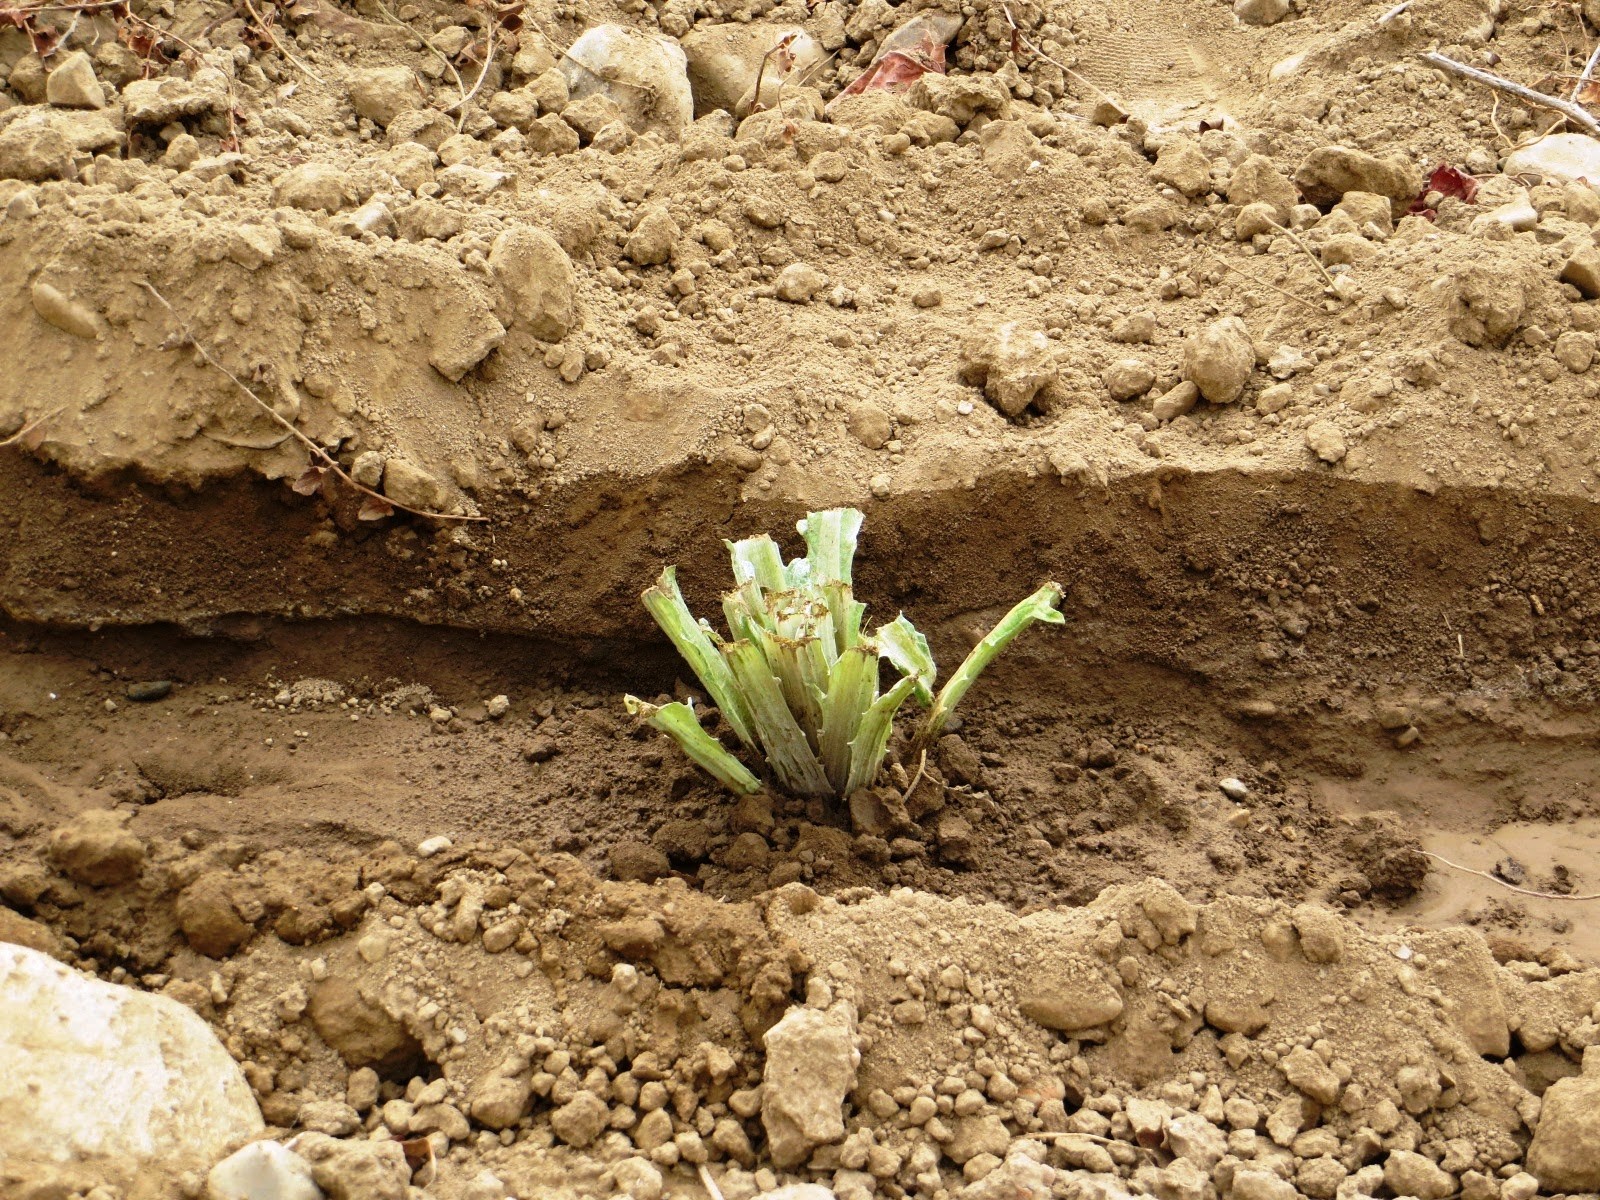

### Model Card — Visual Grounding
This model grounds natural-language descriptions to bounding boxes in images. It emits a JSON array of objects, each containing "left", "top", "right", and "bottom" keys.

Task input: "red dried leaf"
[
  {"left": 399, "top": 1136, "right": 433, "bottom": 1177},
  {"left": 358, "top": 495, "right": 395, "bottom": 521},
  {"left": 1426, "top": 162, "right": 1478, "bottom": 204},
  {"left": 291, "top": 465, "right": 327, "bottom": 495},
  {"left": 1580, "top": 79, "right": 1600, "bottom": 104}
]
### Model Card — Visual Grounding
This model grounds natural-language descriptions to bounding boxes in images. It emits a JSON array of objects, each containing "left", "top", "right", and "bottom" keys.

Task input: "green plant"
[{"left": 624, "top": 508, "right": 1063, "bottom": 797}]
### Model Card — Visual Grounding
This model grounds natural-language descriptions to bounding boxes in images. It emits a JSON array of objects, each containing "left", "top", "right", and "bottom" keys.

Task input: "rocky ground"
[{"left": 5, "top": 0, "right": 1600, "bottom": 1194}]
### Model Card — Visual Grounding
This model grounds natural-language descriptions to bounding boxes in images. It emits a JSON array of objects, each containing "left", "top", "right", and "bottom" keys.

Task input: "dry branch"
[
  {"left": 0, "top": 408, "right": 62, "bottom": 449},
  {"left": 1419, "top": 50, "right": 1600, "bottom": 136},
  {"left": 1423, "top": 851, "right": 1600, "bottom": 901},
  {"left": 140, "top": 282, "right": 486, "bottom": 523}
]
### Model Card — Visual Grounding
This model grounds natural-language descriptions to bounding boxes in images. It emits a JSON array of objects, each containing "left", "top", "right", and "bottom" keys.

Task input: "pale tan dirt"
[{"left": 5, "top": 0, "right": 1600, "bottom": 1194}]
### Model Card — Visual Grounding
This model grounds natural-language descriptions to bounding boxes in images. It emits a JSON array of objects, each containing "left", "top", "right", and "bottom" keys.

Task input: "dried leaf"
[
  {"left": 1425, "top": 162, "right": 1478, "bottom": 204},
  {"left": 19, "top": 423, "right": 47, "bottom": 452},
  {"left": 358, "top": 495, "right": 396, "bottom": 521},
  {"left": 1579, "top": 79, "right": 1600, "bottom": 105},
  {"left": 291, "top": 465, "right": 327, "bottom": 496}
]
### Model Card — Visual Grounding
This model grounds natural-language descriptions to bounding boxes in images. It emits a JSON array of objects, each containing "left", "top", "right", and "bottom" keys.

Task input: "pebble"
[
  {"left": 1218, "top": 777, "right": 1249, "bottom": 800},
  {"left": 126, "top": 680, "right": 173, "bottom": 702},
  {"left": 206, "top": 1140, "right": 321, "bottom": 1200},
  {"left": 417, "top": 836, "right": 453, "bottom": 858}
]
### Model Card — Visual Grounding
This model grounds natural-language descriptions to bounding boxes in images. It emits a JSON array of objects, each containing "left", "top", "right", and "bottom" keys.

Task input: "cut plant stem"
[
  {"left": 623, "top": 697, "right": 760, "bottom": 794},
  {"left": 917, "top": 583, "right": 1065, "bottom": 748},
  {"left": 641, "top": 567, "right": 758, "bottom": 751}
]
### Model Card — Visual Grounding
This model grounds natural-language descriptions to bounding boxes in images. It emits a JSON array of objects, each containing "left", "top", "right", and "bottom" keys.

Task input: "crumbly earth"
[{"left": 5, "top": 0, "right": 1600, "bottom": 1194}]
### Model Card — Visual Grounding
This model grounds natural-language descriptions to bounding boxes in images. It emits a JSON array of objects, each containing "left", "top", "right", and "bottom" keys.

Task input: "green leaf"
[
  {"left": 817, "top": 645, "right": 878, "bottom": 793},
  {"left": 845, "top": 673, "right": 918, "bottom": 794},
  {"left": 642, "top": 567, "right": 757, "bottom": 751},
  {"left": 625, "top": 696, "right": 761, "bottom": 794},
  {"left": 821, "top": 581, "right": 866, "bottom": 658},
  {"left": 874, "top": 613, "right": 936, "bottom": 706},
  {"left": 919, "top": 583, "right": 1065, "bottom": 747},
  {"left": 727, "top": 534, "right": 786, "bottom": 592},
  {"left": 798, "top": 507, "right": 864, "bottom": 585},
  {"left": 724, "top": 639, "right": 832, "bottom": 795}
]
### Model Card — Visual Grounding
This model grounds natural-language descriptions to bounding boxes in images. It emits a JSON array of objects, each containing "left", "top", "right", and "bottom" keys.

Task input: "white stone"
[
  {"left": 560, "top": 25, "right": 693, "bottom": 137},
  {"left": 207, "top": 1140, "right": 323, "bottom": 1200},
  {"left": 0, "top": 944, "right": 263, "bottom": 1189},
  {"left": 1218, "top": 777, "right": 1249, "bottom": 800},
  {"left": 761, "top": 1002, "right": 860, "bottom": 1169},
  {"left": 1503, "top": 133, "right": 1600, "bottom": 188},
  {"left": 417, "top": 835, "right": 453, "bottom": 857}
]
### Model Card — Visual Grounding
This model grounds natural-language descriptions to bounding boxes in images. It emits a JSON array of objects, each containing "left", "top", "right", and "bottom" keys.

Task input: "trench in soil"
[{"left": 5, "top": 463, "right": 1599, "bottom": 963}]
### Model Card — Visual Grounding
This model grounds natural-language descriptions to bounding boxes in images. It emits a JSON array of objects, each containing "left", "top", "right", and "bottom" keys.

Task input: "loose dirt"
[{"left": 5, "top": 0, "right": 1600, "bottom": 1194}]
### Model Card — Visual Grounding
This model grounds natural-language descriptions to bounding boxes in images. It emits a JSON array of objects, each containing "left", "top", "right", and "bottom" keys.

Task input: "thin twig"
[
  {"left": 1000, "top": 2, "right": 1120, "bottom": 108},
  {"left": 1264, "top": 219, "right": 1338, "bottom": 291},
  {"left": 239, "top": 0, "right": 324, "bottom": 82},
  {"left": 1208, "top": 255, "right": 1323, "bottom": 314},
  {"left": 139, "top": 283, "right": 485, "bottom": 523},
  {"left": 1574, "top": 38, "right": 1600, "bottom": 102},
  {"left": 0, "top": 407, "right": 63, "bottom": 448},
  {"left": 1419, "top": 51, "right": 1600, "bottom": 136},
  {"left": 747, "top": 31, "right": 797, "bottom": 115},
  {"left": 443, "top": 16, "right": 495, "bottom": 128},
  {"left": 1424, "top": 851, "right": 1600, "bottom": 901},
  {"left": 1375, "top": 1, "right": 1410, "bottom": 25},
  {"left": 697, "top": 1164, "right": 726, "bottom": 1200}
]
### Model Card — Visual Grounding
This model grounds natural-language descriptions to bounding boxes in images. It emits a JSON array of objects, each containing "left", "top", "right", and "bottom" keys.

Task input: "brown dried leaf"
[
  {"left": 358, "top": 495, "right": 395, "bottom": 521},
  {"left": 291, "top": 465, "right": 327, "bottom": 495}
]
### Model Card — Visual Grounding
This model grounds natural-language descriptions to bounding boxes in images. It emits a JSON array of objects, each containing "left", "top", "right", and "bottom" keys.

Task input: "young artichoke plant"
[{"left": 624, "top": 508, "right": 1063, "bottom": 798}]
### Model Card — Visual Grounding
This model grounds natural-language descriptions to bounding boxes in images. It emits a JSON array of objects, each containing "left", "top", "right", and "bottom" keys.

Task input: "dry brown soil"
[{"left": 5, "top": 0, "right": 1600, "bottom": 1194}]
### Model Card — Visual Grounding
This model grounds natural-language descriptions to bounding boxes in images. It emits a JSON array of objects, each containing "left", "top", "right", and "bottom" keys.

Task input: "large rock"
[
  {"left": 958, "top": 322, "right": 1060, "bottom": 417},
  {"left": 560, "top": 25, "right": 693, "bottom": 137},
  {"left": 1503, "top": 132, "right": 1600, "bottom": 187},
  {"left": 1182, "top": 317, "right": 1254, "bottom": 403},
  {"left": 122, "top": 70, "right": 229, "bottom": 125},
  {"left": 1226, "top": 153, "right": 1297, "bottom": 221},
  {"left": 761, "top": 1002, "right": 859, "bottom": 1169},
  {"left": 1019, "top": 955, "right": 1125, "bottom": 1032},
  {"left": 488, "top": 227, "right": 577, "bottom": 341},
  {"left": 45, "top": 51, "right": 105, "bottom": 109},
  {"left": 48, "top": 808, "right": 144, "bottom": 886},
  {"left": 1527, "top": 1067, "right": 1600, "bottom": 1190},
  {"left": 346, "top": 66, "right": 421, "bottom": 128},
  {"left": 0, "top": 943, "right": 263, "bottom": 1191},
  {"left": 307, "top": 976, "right": 423, "bottom": 1073},
  {"left": 1295, "top": 145, "right": 1420, "bottom": 208},
  {"left": 0, "top": 117, "right": 76, "bottom": 182},
  {"left": 680, "top": 23, "right": 824, "bottom": 116}
]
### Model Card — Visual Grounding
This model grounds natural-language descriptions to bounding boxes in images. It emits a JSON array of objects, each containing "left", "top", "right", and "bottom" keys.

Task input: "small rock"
[
  {"left": 122, "top": 72, "right": 227, "bottom": 124},
  {"left": 293, "top": 1133, "right": 410, "bottom": 1200},
  {"left": 1150, "top": 140, "right": 1211, "bottom": 197},
  {"left": 958, "top": 321, "right": 1059, "bottom": 416},
  {"left": 489, "top": 226, "right": 577, "bottom": 342},
  {"left": 762, "top": 1003, "right": 859, "bottom": 1169},
  {"left": 1218, "top": 777, "right": 1249, "bottom": 800},
  {"left": 1561, "top": 245, "right": 1600, "bottom": 299},
  {"left": 484, "top": 695, "right": 510, "bottom": 719},
  {"left": 347, "top": 66, "right": 421, "bottom": 128},
  {"left": 307, "top": 978, "right": 422, "bottom": 1073},
  {"left": 1182, "top": 316, "right": 1253, "bottom": 403},
  {"left": 273, "top": 163, "right": 351, "bottom": 214},
  {"left": 49, "top": 809, "right": 144, "bottom": 886},
  {"left": 611, "top": 840, "right": 671, "bottom": 882},
  {"left": 417, "top": 835, "right": 452, "bottom": 857},
  {"left": 1102, "top": 358, "right": 1156, "bottom": 401},
  {"left": 176, "top": 872, "right": 254, "bottom": 958},
  {"left": 298, "top": 1100, "right": 361, "bottom": 1136},
  {"left": 847, "top": 402, "right": 892, "bottom": 449},
  {"left": 469, "top": 1073, "right": 531, "bottom": 1130},
  {"left": 1234, "top": 0, "right": 1290, "bottom": 24},
  {"left": 45, "top": 51, "right": 105, "bottom": 109},
  {"left": 1227, "top": 154, "right": 1298, "bottom": 220},
  {"left": 625, "top": 209, "right": 680, "bottom": 265},
  {"left": 31, "top": 281, "right": 101, "bottom": 339},
  {"left": 551, "top": 1090, "right": 610, "bottom": 1148},
  {"left": 428, "top": 300, "right": 505, "bottom": 383},
  {"left": 1383, "top": 1150, "right": 1456, "bottom": 1200},
  {"left": 1231, "top": 1170, "right": 1297, "bottom": 1200},
  {"left": 124, "top": 679, "right": 172, "bottom": 702},
  {"left": 207, "top": 1139, "right": 321, "bottom": 1200},
  {"left": 1289, "top": 903, "right": 1344, "bottom": 962},
  {"left": 775, "top": 261, "right": 828, "bottom": 303},
  {"left": 613, "top": 1157, "right": 665, "bottom": 1200},
  {"left": 1304, "top": 421, "right": 1347, "bottom": 464},
  {"left": 1280, "top": 1046, "right": 1341, "bottom": 1105},
  {"left": 1151, "top": 380, "right": 1199, "bottom": 421}
]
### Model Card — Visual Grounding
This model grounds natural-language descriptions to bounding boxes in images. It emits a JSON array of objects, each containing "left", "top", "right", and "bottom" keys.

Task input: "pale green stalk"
[
  {"left": 642, "top": 568, "right": 757, "bottom": 750},
  {"left": 623, "top": 697, "right": 761, "bottom": 794},
  {"left": 845, "top": 674, "right": 919, "bottom": 794},
  {"left": 918, "top": 583, "right": 1065, "bottom": 748},
  {"left": 874, "top": 614, "right": 935, "bottom": 705},
  {"left": 817, "top": 645, "right": 878, "bottom": 793},
  {"left": 723, "top": 640, "right": 832, "bottom": 795}
]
